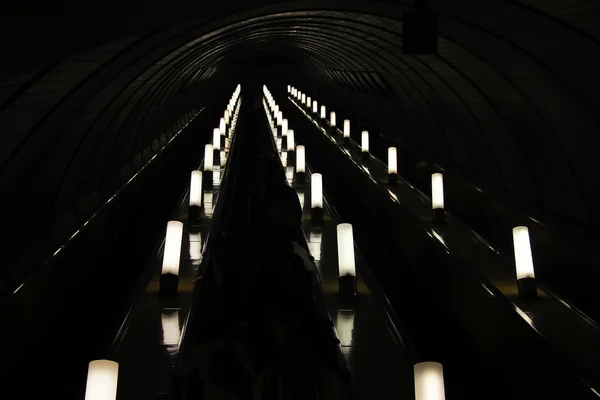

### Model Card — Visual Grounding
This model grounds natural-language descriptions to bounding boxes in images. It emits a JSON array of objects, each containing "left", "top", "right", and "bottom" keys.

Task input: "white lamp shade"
[
  {"left": 162, "top": 221, "right": 184, "bottom": 276},
  {"left": 343, "top": 120, "right": 350, "bottom": 138},
  {"left": 282, "top": 119, "right": 288, "bottom": 136},
  {"left": 320, "top": 105, "right": 326, "bottom": 119},
  {"left": 330, "top": 111, "right": 336, "bottom": 126},
  {"left": 313, "top": 100, "right": 318, "bottom": 113},
  {"left": 337, "top": 223, "right": 356, "bottom": 277},
  {"left": 311, "top": 173, "right": 323, "bottom": 209},
  {"left": 431, "top": 173, "right": 444, "bottom": 209},
  {"left": 219, "top": 118, "right": 226, "bottom": 135},
  {"left": 287, "top": 85, "right": 291, "bottom": 93},
  {"left": 213, "top": 128, "right": 221, "bottom": 150},
  {"left": 361, "top": 131, "right": 369, "bottom": 153},
  {"left": 287, "top": 130, "right": 295, "bottom": 151},
  {"left": 161, "top": 310, "right": 181, "bottom": 345},
  {"left": 85, "top": 360, "right": 119, "bottom": 400},
  {"left": 189, "top": 171, "right": 202, "bottom": 207},
  {"left": 307, "top": 96, "right": 311, "bottom": 108},
  {"left": 274, "top": 105, "right": 279, "bottom": 115},
  {"left": 302, "top": 93, "right": 306, "bottom": 104},
  {"left": 513, "top": 226, "right": 535, "bottom": 280},
  {"left": 388, "top": 147, "right": 398, "bottom": 175},
  {"left": 224, "top": 110, "right": 230, "bottom": 124},
  {"left": 414, "top": 362, "right": 446, "bottom": 400},
  {"left": 277, "top": 111, "right": 283, "bottom": 126},
  {"left": 296, "top": 145, "right": 306, "bottom": 173},
  {"left": 204, "top": 144, "right": 213, "bottom": 172}
]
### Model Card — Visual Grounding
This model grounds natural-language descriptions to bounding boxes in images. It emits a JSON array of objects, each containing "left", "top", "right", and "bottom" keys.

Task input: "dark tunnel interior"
[{"left": 1, "top": 1, "right": 600, "bottom": 398}]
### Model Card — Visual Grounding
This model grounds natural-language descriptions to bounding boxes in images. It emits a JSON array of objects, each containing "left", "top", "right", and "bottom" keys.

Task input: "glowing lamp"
[
  {"left": 337, "top": 223, "right": 358, "bottom": 304},
  {"left": 204, "top": 144, "right": 213, "bottom": 172},
  {"left": 311, "top": 173, "right": 323, "bottom": 223},
  {"left": 343, "top": 120, "right": 351, "bottom": 138},
  {"left": 320, "top": 105, "right": 326, "bottom": 119},
  {"left": 414, "top": 362, "right": 446, "bottom": 400},
  {"left": 361, "top": 131, "right": 370, "bottom": 161},
  {"left": 513, "top": 226, "right": 537, "bottom": 299},
  {"left": 189, "top": 171, "right": 202, "bottom": 223},
  {"left": 276, "top": 111, "right": 283, "bottom": 127},
  {"left": 220, "top": 118, "right": 226, "bottom": 137},
  {"left": 307, "top": 96, "right": 311, "bottom": 109},
  {"left": 302, "top": 93, "right": 306, "bottom": 105},
  {"left": 287, "top": 129, "right": 295, "bottom": 151},
  {"left": 213, "top": 128, "right": 221, "bottom": 150},
  {"left": 224, "top": 110, "right": 230, "bottom": 125},
  {"left": 85, "top": 360, "right": 119, "bottom": 400},
  {"left": 296, "top": 145, "right": 306, "bottom": 184},
  {"left": 388, "top": 147, "right": 398, "bottom": 186},
  {"left": 287, "top": 85, "right": 291, "bottom": 93},
  {"left": 282, "top": 119, "right": 288, "bottom": 137},
  {"left": 313, "top": 100, "right": 318, "bottom": 113},
  {"left": 336, "top": 310, "right": 355, "bottom": 346},
  {"left": 330, "top": 111, "right": 336, "bottom": 127},
  {"left": 431, "top": 173, "right": 444, "bottom": 223},
  {"left": 160, "top": 221, "right": 183, "bottom": 296}
]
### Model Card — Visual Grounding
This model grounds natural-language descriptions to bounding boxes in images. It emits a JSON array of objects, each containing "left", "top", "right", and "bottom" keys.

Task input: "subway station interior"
[{"left": 1, "top": 3, "right": 600, "bottom": 399}]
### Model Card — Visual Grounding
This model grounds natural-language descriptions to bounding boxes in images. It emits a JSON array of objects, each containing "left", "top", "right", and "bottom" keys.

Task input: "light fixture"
[
  {"left": 320, "top": 105, "right": 326, "bottom": 120},
  {"left": 513, "top": 226, "right": 537, "bottom": 300},
  {"left": 336, "top": 310, "right": 355, "bottom": 346},
  {"left": 224, "top": 110, "right": 230, "bottom": 125},
  {"left": 307, "top": 96, "right": 311, "bottom": 109},
  {"left": 343, "top": 119, "right": 351, "bottom": 140},
  {"left": 213, "top": 128, "right": 221, "bottom": 151},
  {"left": 313, "top": 100, "right": 318, "bottom": 114},
  {"left": 330, "top": 111, "right": 336, "bottom": 128},
  {"left": 337, "top": 223, "right": 358, "bottom": 304},
  {"left": 302, "top": 93, "right": 306, "bottom": 105},
  {"left": 84, "top": 360, "right": 119, "bottom": 400},
  {"left": 287, "top": 85, "right": 291, "bottom": 93},
  {"left": 189, "top": 171, "right": 202, "bottom": 223},
  {"left": 276, "top": 111, "right": 283, "bottom": 128},
  {"left": 160, "top": 221, "right": 183, "bottom": 297},
  {"left": 287, "top": 129, "right": 295, "bottom": 152},
  {"left": 219, "top": 118, "right": 226, "bottom": 137},
  {"left": 414, "top": 362, "right": 446, "bottom": 400},
  {"left": 361, "top": 131, "right": 370, "bottom": 161},
  {"left": 282, "top": 118, "right": 288, "bottom": 137},
  {"left": 388, "top": 147, "right": 398, "bottom": 186},
  {"left": 311, "top": 173, "right": 323, "bottom": 223},
  {"left": 161, "top": 310, "right": 181, "bottom": 346},
  {"left": 296, "top": 145, "right": 306, "bottom": 184},
  {"left": 203, "top": 144, "right": 214, "bottom": 187},
  {"left": 431, "top": 173, "right": 444, "bottom": 223}
]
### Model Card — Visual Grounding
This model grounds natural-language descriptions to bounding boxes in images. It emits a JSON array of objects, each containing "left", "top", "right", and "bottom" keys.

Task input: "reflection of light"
[
  {"left": 296, "top": 146, "right": 305, "bottom": 173},
  {"left": 287, "top": 130, "right": 295, "bottom": 151},
  {"left": 431, "top": 173, "right": 444, "bottom": 209},
  {"left": 85, "top": 360, "right": 119, "bottom": 400},
  {"left": 281, "top": 151, "right": 288, "bottom": 166},
  {"left": 189, "top": 171, "right": 202, "bottom": 207},
  {"left": 336, "top": 310, "right": 355, "bottom": 346},
  {"left": 513, "top": 226, "right": 535, "bottom": 280},
  {"left": 337, "top": 223, "right": 356, "bottom": 277},
  {"left": 190, "top": 240, "right": 202, "bottom": 261},
  {"left": 298, "top": 192, "right": 305, "bottom": 209},
  {"left": 161, "top": 310, "right": 181, "bottom": 345},
  {"left": 189, "top": 232, "right": 201, "bottom": 242},
  {"left": 282, "top": 119, "right": 288, "bottom": 136},
  {"left": 388, "top": 147, "right": 397, "bottom": 174},
  {"left": 431, "top": 230, "right": 446, "bottom": 246},
  {"left": 276, "top": 111, "right": 282, "bottom": 127},
  {"left": 311, "top": 173, "right": 323, "bottom": 209},
  {"left": 162, "top": 221, "right": 183, "bottom": 276},
  {"left": 220, "top": 152, "right": 227, "bottom": 167},
  {"left": 343, "top": 120, "right": 350, "bottom": 138},
  {"left": 204, "top": 145, "right": 213, "bottom": 172},
  {"left": 309, "top": 230, "right": 322, "bottom": 261},
  {"left": 388, "top": 190, "right": 399, "bottom": 203},
  {"left": 285, "top": 166, "right": 294, "bottom": 185},
  {"left": 361, "top": 131, "right": 369, "bottom": 153},
  {"left": 414, "top": 362, "right": 446, "bottom": 400},
  {"left": 330, "top": 112, "right": 336, "bottom": 127},
  {"left": 203, "top": 191, "right": 214, "bottom": 217},
  {"left": 276, "top": 138, "right": 282, "bottom": 152},
  {"left": 320, "top": 105, "right": 326, "bottom": 119}
]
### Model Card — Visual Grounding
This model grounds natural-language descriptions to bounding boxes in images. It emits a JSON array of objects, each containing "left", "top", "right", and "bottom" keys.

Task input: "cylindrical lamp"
[
  {"left": 282, "top": 119, "right": 288, "bottom": 137},
  {"left": 513, "top": 226, "right": 537, "bottom": 300},
  {"left": 313, "top": 100, "right": 318, "bottom": 114},
  {"left": 203, "top": 144, "right": 214, "bottom": 188},
  {"left": 302, "top": 93, "right": 306, "bottom": 105},
  {"left": 287, "top": 85, "right": 291, "bottom": 93},
  {"left": 388, "top": 147, "right": 398, "bottom": 186},
  {"left": 361, "top": 131, "right": 370, "bottom": 161},
  {"left": 287, "top": 129, "right": 295, "bottom": 152},
  {"left": 213, "top": 128, "right": 221, "bottom": 151},
  {"left": 219, "top": 118, "right": 226, "bottom": 137},
  {"left": 296, "top": 145, "right": 306, "bottom": 184},
  {"left": 224, "top": 110, "right": 230, "bottom": 125},
  {"left": 330, "top": 111, "right": 336, "bottom": 127},
  {"left": 320, "top": 105, "right": 326, "bottom": 120},
  {"left": 414, "top": 362, "right": 446, "bottom": 400},
  {"left": 189, "top": 171, "right": 202, "bottom": 223},
  {"left": 307, "top": 96, "right": 311, "bottom": 109},
  {"left": 337, "top": 223, "right": 358, "bottom": 304},
  {"left": 159, "top": 221, "right": 183, "bottom": 296},
  {"left": 431, "top": 173, "right": 444, "bottom": 223},
  {"left": 343, "top": 119, "right": 351, "bottom": 139},
  {"left": 85, "top": 360, "right": 119, "bottom": 400},
  {"left": 311, "top": 173, "right": 323, "bottom": 223}
]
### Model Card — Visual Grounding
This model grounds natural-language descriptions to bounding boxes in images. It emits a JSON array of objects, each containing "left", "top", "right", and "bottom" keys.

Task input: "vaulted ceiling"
[{"left": 1, "top": 1, "right": 599, "bottom": 264}]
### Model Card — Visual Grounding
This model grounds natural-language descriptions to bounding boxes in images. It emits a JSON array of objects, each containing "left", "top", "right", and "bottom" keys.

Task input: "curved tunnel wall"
[{"left": 1, "top": 1, "right": 599, "bottom": 273}]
